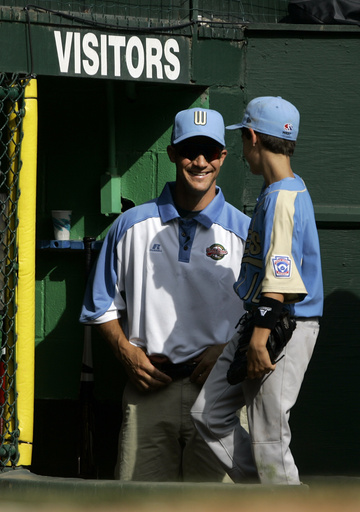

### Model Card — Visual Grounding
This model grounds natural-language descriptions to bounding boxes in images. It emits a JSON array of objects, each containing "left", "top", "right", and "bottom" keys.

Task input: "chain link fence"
[
  {"left": 198, "top": 0, "right": 290, "bottom": 23},
  {"left": 0, "top": 73, "right": 28, "bottom": 469},
  {"left": 3, "top": 1, "right": 291, "bottom": 25}
]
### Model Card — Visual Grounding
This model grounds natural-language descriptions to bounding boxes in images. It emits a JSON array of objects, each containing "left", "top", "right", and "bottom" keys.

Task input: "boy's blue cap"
[
  {"left": 226, "top": 96, "right": 300, "bottom": 141},
  {"left": 171, "top": 108, "right": 225, "bottom": 146}
]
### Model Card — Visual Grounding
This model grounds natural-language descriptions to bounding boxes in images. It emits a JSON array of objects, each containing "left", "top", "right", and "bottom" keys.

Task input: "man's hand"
[
  {"left": 95, "top": 320, "right": 172, "bottom": 392},
  {"left": 190, "top": 343, "right": 227, "bottom": 385},
  {"left": 246, "top": 326, "right": 276, "bottom": 380},
  {"left": 120, "top": 343, "right": 172, "bottom": 392}
]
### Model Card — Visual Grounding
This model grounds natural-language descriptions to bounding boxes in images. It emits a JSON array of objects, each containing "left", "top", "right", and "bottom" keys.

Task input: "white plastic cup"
[{"left": 51, "top": 210, "right": 72, "bottom": 240}]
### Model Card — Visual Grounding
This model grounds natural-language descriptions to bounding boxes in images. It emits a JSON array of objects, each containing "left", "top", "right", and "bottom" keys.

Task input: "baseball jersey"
[
  {"left": 80, "top": 182, "right": 250, "bottom": 364},
  {"left": 234, "top": 174, "right": 323, "bottom": 318}
]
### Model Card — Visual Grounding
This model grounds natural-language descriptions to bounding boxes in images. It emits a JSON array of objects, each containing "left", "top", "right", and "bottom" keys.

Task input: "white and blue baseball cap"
[
  {"left": 226, "top": 96, "right": 300, "bottom": 141},
  {"left": 171, "top": 108, "right": 225, "bottom": 146}
]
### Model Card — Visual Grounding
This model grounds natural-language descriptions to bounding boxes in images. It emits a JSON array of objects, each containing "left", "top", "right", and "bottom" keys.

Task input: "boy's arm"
[{"left": 246, "top": 292, "right": 284, "bottom": 380}]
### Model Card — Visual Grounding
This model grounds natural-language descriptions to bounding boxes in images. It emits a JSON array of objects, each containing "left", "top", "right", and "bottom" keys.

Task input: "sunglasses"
[{"left": 176, "top": 143, "right": 223, "bottom": 162}]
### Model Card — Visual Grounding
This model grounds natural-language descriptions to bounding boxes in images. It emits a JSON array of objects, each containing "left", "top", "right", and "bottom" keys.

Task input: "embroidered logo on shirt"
[
  {"left": 272, "top": 255, "right": 291, "bottom": 278},
  {"left": 150, "top": 243, "right": 162, "bottom": 253},
  {"left": 206, "top": 244, "right": 228, "bottom": 261}
]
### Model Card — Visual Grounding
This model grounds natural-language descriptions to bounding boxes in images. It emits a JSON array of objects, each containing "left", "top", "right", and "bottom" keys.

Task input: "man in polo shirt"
[{"left": 80, "top": 107, "right": 251, "bottom": 482}]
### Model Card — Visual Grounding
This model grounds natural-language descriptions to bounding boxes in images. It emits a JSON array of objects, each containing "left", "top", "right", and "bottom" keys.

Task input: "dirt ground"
[{"left": 1, "top": 482, "right": 360, "bottom": 512}]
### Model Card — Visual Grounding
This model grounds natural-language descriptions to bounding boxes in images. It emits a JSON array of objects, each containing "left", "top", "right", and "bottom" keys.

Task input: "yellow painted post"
[{"left": 15, "top": 78, "right": 38, "bottom": 465}]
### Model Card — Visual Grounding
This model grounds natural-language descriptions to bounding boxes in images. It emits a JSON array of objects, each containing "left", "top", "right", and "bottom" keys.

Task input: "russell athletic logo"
[
  {"left": 272, "top": 255, "right": 291, "bottom": 278},
  {"left": 194, "top": 110, "right": 207, "bottom": 126},
  {"left": 150, "top": 243, "right": 162, "bottom": 253},
  {"left": 206, "top": 244, "right": 228, "bottom": 261}
]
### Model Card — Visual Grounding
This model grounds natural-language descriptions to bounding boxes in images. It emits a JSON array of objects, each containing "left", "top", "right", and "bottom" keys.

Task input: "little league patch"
[{"left": 272, "top": 255, "right": 291, "bottom": 278}]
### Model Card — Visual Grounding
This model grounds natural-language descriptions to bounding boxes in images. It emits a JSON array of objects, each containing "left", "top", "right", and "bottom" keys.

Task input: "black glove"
[{"left": 227, "top": 310, "right": 296, "bottom": 385}]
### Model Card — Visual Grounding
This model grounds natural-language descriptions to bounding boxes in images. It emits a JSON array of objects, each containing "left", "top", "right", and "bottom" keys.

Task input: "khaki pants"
[{"left": 115, "top": 377, "right": 232, "bottom": 482}]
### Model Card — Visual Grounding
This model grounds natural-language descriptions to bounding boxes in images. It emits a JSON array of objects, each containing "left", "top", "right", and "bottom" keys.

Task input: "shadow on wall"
[
  {"left": 33, "top": 249, "right": 125, "bottom": 479},
  {"left": 291, "top": 289, "right": 360, "bottom": 476}
]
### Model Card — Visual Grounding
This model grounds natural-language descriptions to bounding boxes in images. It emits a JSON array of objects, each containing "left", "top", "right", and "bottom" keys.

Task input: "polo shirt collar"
[{"left": 157, "top": 182, "right": 225, "bottom": 229}]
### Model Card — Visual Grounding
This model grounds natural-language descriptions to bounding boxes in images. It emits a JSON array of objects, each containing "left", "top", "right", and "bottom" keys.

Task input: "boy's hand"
[{"left": 247, "top": 326, "right": 276, "bottom": 380}]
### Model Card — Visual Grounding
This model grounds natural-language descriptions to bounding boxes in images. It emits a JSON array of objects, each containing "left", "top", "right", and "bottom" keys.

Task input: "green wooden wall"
[{"left": 240, "top": 27, "right": 360, "bottom": 476}]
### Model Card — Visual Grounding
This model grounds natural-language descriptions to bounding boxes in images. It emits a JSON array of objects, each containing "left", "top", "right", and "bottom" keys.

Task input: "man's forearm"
[{"left": 95, "top": 318, "right": 129, "bottom": 363}]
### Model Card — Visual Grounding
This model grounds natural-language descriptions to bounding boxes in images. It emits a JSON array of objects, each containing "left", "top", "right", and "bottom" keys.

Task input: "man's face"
[{"left": 168, "top": 136, "right": 227, "bottom": 202}]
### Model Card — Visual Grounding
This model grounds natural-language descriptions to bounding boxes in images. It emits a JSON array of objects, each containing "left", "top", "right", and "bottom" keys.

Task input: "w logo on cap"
[{"left": 194, "top": 111, "right": 207, "bottom": 126}]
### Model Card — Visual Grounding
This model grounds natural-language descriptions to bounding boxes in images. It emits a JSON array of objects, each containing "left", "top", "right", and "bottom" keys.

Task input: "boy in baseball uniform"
[{"left": 191, "top": 96, "right": 323, "bottom": 485}]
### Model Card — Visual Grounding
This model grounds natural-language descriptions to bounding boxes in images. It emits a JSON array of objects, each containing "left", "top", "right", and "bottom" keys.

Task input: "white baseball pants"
[{"left": 191, "top": 318, "right": 320, "bottom": 485}]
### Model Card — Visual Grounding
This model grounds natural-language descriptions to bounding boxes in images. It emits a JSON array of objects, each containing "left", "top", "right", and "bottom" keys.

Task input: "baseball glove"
[{"left": 226, "top": 310, "right": 296, "bottom": 385}]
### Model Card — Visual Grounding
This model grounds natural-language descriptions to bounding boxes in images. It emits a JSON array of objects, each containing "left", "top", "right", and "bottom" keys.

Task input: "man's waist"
[{"left": 150, "top": 357, "right": 198, "bottom": 380}]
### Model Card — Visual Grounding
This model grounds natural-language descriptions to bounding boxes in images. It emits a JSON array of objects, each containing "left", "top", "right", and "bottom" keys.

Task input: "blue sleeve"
[
  {"left": 79, "top": 217, "right": 122, "bottom": 323},
  {"left": 79, "top": 199, "right": 159, "bottom": 323}
]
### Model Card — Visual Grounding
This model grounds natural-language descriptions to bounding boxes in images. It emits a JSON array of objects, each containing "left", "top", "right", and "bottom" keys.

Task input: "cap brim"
[
  {"left": 173, "top": 131, "right": 225, "bottom": 146},
  {"left": 225, "top": 123, "right": 244, "bottom": 130}
]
